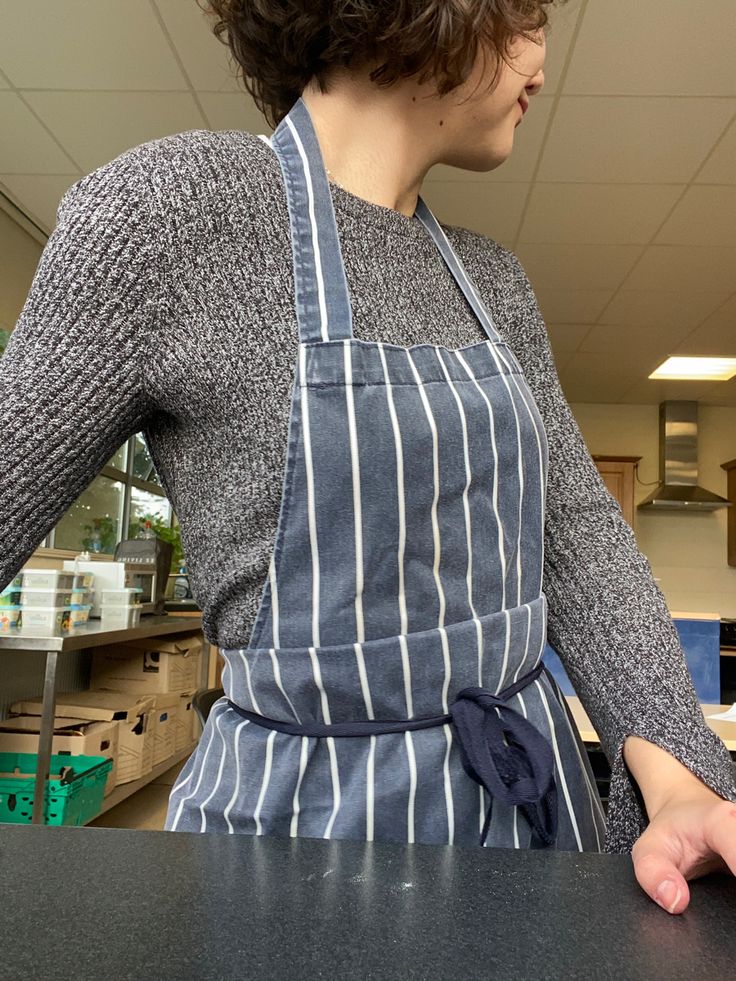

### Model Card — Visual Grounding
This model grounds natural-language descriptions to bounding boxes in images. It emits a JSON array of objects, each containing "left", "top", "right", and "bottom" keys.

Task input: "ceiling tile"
[
  {"left": 542, "top": 0, "right": 584, "bottom": 96},
  {"left": 0, "top": 174, "right": 78, "bottom": 232},
  {"left": 620, "top": 378, "right": 719, "bottom": 404},
  {"left": 0, "top": 209, "right": 43, "bottom": 325},
  {"left": 699, "top": 376, "right": 736, "bottom": 407},
  {"left": 550, "top": 350, "right": 575, "bottom": 374},
  {"left": 598, "top": 290, "right": 730, "bottom": 330},
  {"left": 154, "top": 0, "right": 240, "bottom": 92},
  {"left": 533, "top": 289, "right": 613, "bottom": 324},
  {"left": 514, "top": 243, "right": 642, "bottom": 291},
  {"left": 696, "top": 117, "right": 736, "bottom": 185},
  {"left": 427, "top": 96, "right": 553, "bottom": 183},
  {"left": 197, "top": 92, "right": 268, "bottom": 134},
  {"left": 545, "top": 322, "right": 590, "bottom": 353},
  {"left": 537, "top": 97, "right": 735, "bottom": 183},
  {"left": 559, "top": 376, "right": 634, "bottom": 403},
  {"left": 673, "top": 295, "right": 736, "bottom": 356},
  {"left": 24, "top": 91, "right": 207, "bottom": 173},
  {"left": 558, "top": 351, "right": 641, "bottom": 401},
  {"left": 0, "top": 0, "right": 186, "bottom": 90},
  {"left": 580, "top": 322, "right": 693, "bottom": 354},
  {"left": 0, "top": 92, "right": 77, "bottom": 173},
  {"left": 692, "top": 294, "right": 736, "bottom": 330},
  {"left": 674, "top": 323, "right": 736, "bottom": 357},
  {"left": 564, "top": 0, "right": 736, "bottom": 96},
  {"left": 421, "top": 182, "right": 528, "bottom": 243},
  {"left": 655, "top": 186, "right": 736, "bottom": 247},
  {"left": 519, "top": 183, "right": 682, "bottom": 245},
  {"left": 621, "top": 246, "right": 736, "bottom": 293}
]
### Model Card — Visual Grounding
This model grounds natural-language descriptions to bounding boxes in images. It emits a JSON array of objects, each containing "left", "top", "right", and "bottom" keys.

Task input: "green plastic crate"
[{"left": 0, "top": 752, "right": 113, "bottom": 826}]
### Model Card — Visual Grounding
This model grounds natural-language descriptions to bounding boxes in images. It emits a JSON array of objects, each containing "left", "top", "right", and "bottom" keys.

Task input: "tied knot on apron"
[
  {"left": 449, "top": 678, "right": 558, "bottom": 847},
  {"left": 227, "top": 661, "right": 558, "bottom": 848}
]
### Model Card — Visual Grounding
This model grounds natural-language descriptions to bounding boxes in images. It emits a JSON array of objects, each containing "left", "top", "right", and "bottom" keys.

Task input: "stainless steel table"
[{"left": 0, "top": 614, "right": 203, "bottom": 823}]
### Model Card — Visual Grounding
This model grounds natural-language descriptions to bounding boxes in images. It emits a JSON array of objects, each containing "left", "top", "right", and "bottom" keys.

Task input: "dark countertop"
[{"left": 1, "top": 826, "right": 734, "bottom": 980}]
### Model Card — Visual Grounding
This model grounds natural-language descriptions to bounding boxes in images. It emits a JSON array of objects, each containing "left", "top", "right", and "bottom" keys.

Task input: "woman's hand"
[
  {"left": 624, "top": 735, "right": 736, "bottom": 913},
  {"left": 631, "top": 790, "right": 736, "bottom": 913}
]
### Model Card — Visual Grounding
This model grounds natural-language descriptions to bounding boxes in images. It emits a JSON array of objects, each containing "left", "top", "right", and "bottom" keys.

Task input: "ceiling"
[{"left": 0, "top": 0, "right": 735, "bottom": 405}]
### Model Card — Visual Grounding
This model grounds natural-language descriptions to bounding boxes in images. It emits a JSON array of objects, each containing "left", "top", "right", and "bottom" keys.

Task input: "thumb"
[{"left": 631, "top": 839, "right": 690, "bottom": 914}]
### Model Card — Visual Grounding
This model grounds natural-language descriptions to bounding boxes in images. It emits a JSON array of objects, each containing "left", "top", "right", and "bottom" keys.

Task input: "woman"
[{"left": 1, "top": 0, "right": 734, "bottom": 913}]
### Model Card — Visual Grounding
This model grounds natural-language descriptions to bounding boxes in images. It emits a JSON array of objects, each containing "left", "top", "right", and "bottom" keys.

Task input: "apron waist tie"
[{"left": 227, "top": 662, "right": 557, "bottom": 847}]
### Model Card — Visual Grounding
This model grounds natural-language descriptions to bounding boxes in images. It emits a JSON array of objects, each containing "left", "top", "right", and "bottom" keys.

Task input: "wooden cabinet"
[
  {"left": 721, "top": 458, "right": 736, "bottom": 567},
  {"left": 592, "top": 455, "right": 641, "bottom": 526}
]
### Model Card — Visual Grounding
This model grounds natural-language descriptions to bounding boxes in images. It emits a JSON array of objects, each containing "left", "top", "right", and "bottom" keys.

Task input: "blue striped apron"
[{"left": 166, "top": 98, "right": 606, "bottom": 851}]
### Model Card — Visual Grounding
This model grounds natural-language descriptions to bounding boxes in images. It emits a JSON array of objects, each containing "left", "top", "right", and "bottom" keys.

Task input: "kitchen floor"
[{"left": 88, "top": 760, "right": 186, "bottom": 831}]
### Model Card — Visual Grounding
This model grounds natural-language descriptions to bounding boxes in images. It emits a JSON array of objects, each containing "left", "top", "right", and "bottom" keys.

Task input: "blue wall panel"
[{"left": 542, "top": 616, "right": 721, "bottom": 704}]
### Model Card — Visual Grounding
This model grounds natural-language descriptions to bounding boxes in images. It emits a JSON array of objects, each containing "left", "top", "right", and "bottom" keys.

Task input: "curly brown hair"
[{"left": 200, "top": 1, "right": 563, "bottom": 128}]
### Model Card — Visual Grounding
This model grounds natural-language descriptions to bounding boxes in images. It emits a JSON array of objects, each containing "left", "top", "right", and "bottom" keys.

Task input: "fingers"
[{"left": 631, "top": 839, "right": 690, "bottom": 915}]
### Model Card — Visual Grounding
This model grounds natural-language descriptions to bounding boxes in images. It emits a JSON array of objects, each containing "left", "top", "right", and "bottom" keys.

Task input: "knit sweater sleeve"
[
  {"left": 0, "top": 148, "right": 161, "bottom": 590},
  {"left": 486, "top": 246, "right": 736, "bottom": 853}
]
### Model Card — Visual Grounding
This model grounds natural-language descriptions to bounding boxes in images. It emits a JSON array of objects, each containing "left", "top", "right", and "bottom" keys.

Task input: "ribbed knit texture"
[{"left": 1, "top": 128, "right": 734, "bottom": 851}]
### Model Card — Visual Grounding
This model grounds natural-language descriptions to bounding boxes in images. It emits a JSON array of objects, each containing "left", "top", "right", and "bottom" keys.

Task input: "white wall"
[{"left": 570, "top": 402, "right": 736, "bottom": 618}]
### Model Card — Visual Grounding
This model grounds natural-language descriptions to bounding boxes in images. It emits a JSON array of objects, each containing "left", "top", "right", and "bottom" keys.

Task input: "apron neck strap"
[
  {"left": 268, "top": 96, "right": 504, "bottom": 347},
  {"left": 413, "top": 197, "right": 503, "bottom": 344},
  {"left": 270, "top": 98, "right": 354, "bottom": 344}
]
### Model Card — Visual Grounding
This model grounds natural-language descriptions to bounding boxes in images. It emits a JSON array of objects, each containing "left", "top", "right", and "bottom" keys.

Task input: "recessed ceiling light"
[{"left": 649, "top": 357, "right": 736, "bottom": 381}]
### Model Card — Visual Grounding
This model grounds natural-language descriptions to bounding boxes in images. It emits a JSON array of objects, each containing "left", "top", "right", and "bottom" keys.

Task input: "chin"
[{"left": 444, "top": 145, "right": 512, "bottom": 174}]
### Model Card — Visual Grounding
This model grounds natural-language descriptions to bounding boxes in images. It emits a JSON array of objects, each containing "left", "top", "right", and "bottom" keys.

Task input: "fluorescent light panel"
[{"left": 649, "top": 357, "right": 736, "bottom": 381}]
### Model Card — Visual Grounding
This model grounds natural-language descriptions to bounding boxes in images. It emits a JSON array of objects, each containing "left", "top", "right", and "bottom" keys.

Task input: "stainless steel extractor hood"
[{"left": 637, "top": 401, "right": 732, "bottom": 511}]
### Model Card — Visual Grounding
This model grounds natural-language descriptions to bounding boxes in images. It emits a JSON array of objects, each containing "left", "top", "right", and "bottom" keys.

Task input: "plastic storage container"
[
  {"left": 21, "top": 570, "right": 76, "bottom": 591},
  {"left": 100, "top": 605, "right": 141, "bottom": 629},
  {"left": 1, "top": 576, "right": 22, "bottom": 607},
  {"left": 19, "top": 607, "right": 72, "bottom": 633},
  {"left": 100, "top": 588, "right": 142, "bottom": 606},
  {"left": 20, "top": 588, "right": 75, "bottom": 607},
  {"left": 0, "top": 607, "right": 22, "bottom": 631},
  {"left": 0, "top": 752, "right": 112, "bottom": 826}
]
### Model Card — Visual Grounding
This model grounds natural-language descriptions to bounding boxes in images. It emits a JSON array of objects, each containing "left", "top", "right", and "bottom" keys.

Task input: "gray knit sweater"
[{"left": 2, "top": 129, "right": 734, "bottom": 851}]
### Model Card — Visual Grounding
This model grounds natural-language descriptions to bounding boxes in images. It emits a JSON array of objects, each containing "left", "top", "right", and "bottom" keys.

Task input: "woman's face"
[{"left": 438, "top": 30, "right": 546, "bottom": 172}]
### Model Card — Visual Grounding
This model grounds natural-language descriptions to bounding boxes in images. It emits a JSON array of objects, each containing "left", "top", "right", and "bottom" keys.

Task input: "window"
[
  {"left": 54, "top": 474, "right": 125, "bottom": 553},
  {"left": 42, "top": 433, "right": 182, "bottom": 567}
]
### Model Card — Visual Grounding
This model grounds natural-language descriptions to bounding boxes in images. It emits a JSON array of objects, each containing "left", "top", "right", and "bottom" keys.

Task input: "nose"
[{"left": 527, "top": 69, "right": 545, "bottom": 98}]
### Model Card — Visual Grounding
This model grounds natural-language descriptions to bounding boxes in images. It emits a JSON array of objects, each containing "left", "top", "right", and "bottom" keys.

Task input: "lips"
[{"left": 518, "top": 98, "right": 529, "bottom": 116}]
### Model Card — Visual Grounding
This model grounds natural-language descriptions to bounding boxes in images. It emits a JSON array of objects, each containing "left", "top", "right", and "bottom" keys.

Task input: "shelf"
[
  {"left": 0, "top": 614, "right": 203, "bottom": 653},
  {"left": 87, "top": 744, "right": 196, "bottom": 823}
]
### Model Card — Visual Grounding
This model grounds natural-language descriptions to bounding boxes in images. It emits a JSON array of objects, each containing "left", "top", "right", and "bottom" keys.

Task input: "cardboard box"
[
  {"left": 90, "top": 631, "right": 202, "bottom": 694},
  {"left": 0, "top": 716, "right": 119, "bottom": 795},
  {"left": 176, "top": 693, "right": 196, "bottom": 753},
  {"left": 150, "top": 692, "right": 179, "bottom": 767},
  {"left": 11, "top": 690, "right": 154, "bottom": 785}
]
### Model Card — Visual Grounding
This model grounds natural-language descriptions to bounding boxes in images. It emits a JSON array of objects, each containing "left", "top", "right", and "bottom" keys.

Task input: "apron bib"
[{"left": 166, "top": 98, "right": 606, "bottom": 851}]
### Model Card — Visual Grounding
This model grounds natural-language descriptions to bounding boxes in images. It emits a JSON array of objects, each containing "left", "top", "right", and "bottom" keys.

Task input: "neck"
[{"left": 300, "top": 75, "right": 446, "bottom": 218}]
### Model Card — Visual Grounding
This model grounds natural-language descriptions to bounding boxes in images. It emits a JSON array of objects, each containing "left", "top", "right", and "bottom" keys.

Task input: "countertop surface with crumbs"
[{"left": 1, "top": 826, "right": 735, "bottom": 980}]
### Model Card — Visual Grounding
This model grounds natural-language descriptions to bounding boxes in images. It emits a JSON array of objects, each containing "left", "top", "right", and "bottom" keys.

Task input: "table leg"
[{"left": 31, "top": 650, "right": 59, "bottom": 825}]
